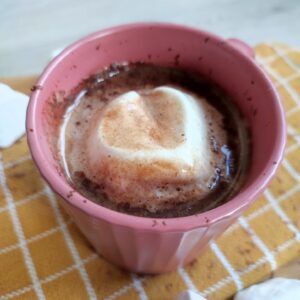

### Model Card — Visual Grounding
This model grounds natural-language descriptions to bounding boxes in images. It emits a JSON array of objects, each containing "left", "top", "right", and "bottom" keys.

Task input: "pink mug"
[{"left": 26, "top": 23, "right": 286, "bottom": 273}]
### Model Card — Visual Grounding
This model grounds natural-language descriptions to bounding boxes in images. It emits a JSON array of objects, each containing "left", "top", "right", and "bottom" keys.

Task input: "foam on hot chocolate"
[
  {"left": 84, "top": 86, "right": 225, "bottom": 211},
  {"left": 59, "top": 63, "right": 249, "bottom": 217}
]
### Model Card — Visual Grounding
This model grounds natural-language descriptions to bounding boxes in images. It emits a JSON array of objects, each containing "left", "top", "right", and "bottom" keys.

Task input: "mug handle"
[{"left": 227, "top": 38, "right": 255, "bottom": 59}]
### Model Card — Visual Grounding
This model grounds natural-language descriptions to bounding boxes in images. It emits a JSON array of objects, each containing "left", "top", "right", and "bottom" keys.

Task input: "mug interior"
[{"left": 27, "top": 23, "right": 285, "bottom": 231}]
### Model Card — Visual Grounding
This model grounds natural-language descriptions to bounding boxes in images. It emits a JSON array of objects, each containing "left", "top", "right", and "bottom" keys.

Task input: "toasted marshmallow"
[{"left": 85, "top": 86, "right": 220, "bottom": 211}]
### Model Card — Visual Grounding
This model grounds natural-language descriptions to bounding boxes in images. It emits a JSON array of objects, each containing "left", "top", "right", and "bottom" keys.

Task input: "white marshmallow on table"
[
  {"left": 0, "top": 83, "right": 28, "bottom": 148},
  {"left": 234, "top": 277, "right": 300, "bottom": 300},
  {"left": 175, "top": 278, "right": 300, "bottom": 300},
  {"left": 174, "top": 290, "right": 207, "bottom": 300}
]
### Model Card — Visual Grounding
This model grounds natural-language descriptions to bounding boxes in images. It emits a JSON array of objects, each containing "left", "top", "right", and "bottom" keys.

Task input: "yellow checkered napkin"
[{"left": 1, "top": 44, "right": 300, "bottom": 300}]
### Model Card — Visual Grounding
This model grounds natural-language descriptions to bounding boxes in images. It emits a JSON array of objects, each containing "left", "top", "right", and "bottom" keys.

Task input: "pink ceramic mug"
[{"left": 26, "top": 23, "right": 286, "bottom": 273}]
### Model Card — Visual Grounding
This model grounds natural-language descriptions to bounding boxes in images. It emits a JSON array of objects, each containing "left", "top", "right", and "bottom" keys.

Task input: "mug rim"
[{"left": 26, "top": 22, "right": 286, "bottom": 232}]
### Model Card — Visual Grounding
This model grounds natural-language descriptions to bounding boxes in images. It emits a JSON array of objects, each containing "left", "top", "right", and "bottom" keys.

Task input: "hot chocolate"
[{"left": 59, "top": 63, "right": 250, "bottom": 218}]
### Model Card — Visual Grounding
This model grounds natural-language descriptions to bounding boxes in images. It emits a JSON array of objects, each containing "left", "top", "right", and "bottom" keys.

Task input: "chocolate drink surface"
[{"left": 59, "top": 63, "right": 250, "bottom": 218}]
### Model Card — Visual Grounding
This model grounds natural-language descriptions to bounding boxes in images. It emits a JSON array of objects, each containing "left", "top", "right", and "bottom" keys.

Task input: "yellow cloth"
[{"left": 1, "top": 44, "right": 300, "bottom": 300}]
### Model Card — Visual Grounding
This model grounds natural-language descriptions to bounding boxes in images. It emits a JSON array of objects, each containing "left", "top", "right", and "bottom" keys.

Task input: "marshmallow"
[
  {"left": 234, "top": 278, "right": 300, "bottom": 300},
  {"left": 84, "top": 86, "right": 223, "bottom": 211},
  {"left": 0, "top": 83, "right": 28, "bottom": 148},
  {"left": 175, "top": 290, "right": 207, "bottom": 300}
]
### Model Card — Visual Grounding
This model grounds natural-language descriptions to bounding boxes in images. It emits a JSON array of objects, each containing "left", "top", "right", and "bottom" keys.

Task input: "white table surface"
[{"left": 1, "top": 0, "right": 300, "bottom": 77}]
